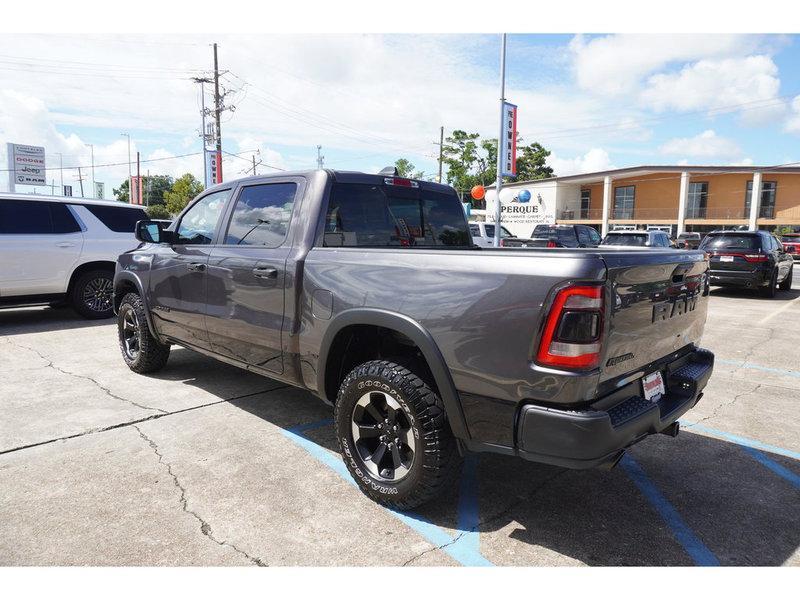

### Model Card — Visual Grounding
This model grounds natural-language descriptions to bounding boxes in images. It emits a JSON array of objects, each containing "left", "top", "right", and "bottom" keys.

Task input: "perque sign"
[{"left": 500, "top": 102, "right": 517, "bottom": 177}]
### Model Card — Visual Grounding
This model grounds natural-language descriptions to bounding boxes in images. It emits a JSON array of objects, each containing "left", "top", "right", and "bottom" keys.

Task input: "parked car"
[
  {"left": 502, "top": 224, "right": 601, "bottom": 248},
  {"left": 780, "top": 233, "right": 800, "bottom": 260},
  {"left": 700, "top": 230, "right": 793, "bottom": 297},
  {"left": 601, "top": 230, "right": 674, "bottom": 248},
  {"left": 114, "top": 169, "right": 714, "bottom": 509},
  {"left": 467, "top": 221, "right": 514, "bottom": 247},
  {"left": 677, "top": 232, "right": 702, "bottom": 249},
  {"left": 0, "top": 194, "right": 147, "bottom": 318}
]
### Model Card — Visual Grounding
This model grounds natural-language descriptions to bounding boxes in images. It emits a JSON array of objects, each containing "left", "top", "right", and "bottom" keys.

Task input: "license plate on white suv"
[{"left": 642, "top": 371, "right": 665, "bottom": 402}]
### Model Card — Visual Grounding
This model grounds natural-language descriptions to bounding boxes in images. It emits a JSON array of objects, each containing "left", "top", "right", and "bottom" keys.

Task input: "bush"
[{"left": 146, "top": 204, "right": 172, "bottom": 220}]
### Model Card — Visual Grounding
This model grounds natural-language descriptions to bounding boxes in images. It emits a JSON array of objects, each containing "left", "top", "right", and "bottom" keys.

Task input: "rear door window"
[
  {"left": 82, "top": 204, "right": 147, "bottom": 232},
  {"left": 0, "top": 199, "right": 81, "bottom": 234},
  {"left": 323, "top": 183, "right": 470, "bottom": 247},
  {"left": 224, "top": 182, "right": 297, "bottom": 247}
]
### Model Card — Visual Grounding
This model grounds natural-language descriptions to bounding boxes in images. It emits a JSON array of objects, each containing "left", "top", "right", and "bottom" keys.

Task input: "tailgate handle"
[
  {"left": 253, "top": 267, "right": 278, "bottom": 279},
  {"left": 671, "top": 263, "right": 693, "bottom": 283}
]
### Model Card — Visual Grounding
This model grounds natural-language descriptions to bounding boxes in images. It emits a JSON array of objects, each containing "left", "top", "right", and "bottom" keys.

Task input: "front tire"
[
  {"left": 71, "top": 269, "right": 115, "bottom": 319},
  {"left": 334, "top": 360, "right": 462, "bottom": 510},
  {"left": 117, "top": 292, "right": 170, "bottom": 373}
]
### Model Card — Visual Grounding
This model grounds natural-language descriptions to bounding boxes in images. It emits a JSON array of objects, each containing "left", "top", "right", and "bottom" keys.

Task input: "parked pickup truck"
[{"left": 114, "top": 169, "right": 714, "bottom": 509}]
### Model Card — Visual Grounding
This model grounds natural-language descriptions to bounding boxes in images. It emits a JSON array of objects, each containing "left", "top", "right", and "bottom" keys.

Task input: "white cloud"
[
  {"left": 569, "top": 34, "right": 763, "bottom": 97},
  {"left": 641, "top": 56, "right": 784, "bottom": 124},
  {"left": 547, "top": 148, "right": 614, "bottom": 176},
  {"left": 659, "top": 130, "right": 741, "bottom": 159},
  {"left": 784, "top": 95, "right": 800, "bottom": 134}
]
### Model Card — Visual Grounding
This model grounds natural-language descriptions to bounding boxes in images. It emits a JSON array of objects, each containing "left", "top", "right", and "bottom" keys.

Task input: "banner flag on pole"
[{"left": 500, "top": 102, "right": 517, "bottom": 178}]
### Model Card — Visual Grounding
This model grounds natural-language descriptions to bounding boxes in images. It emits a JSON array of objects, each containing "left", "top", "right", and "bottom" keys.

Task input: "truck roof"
[{"left": 202, "top": 169, "right": 456, "bottom": 195}]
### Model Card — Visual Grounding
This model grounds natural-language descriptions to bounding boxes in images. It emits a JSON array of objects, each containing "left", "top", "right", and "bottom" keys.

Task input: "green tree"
[
  {"left": 164, "top": 173, "right": 204, "bottom": 215},
  {"left": 394, "top": 158, "right": 426, "bottom": 179},
  {"left": 515, "top": 141, "right": 554, "bottom": 181},
  {"left": 113, "top": 179, "right": 130, "bottom": 203},
  {"left": 113, "top": 174, "right": 174, "bottom": 205},
  {"left": 146, "top": 204, "right": 172, "bottom": 220}
]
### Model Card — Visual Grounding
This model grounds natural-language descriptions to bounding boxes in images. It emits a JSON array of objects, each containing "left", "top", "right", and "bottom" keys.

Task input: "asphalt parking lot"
[{"left": 1, "top": 267, "right": 798, "bottom": 566}]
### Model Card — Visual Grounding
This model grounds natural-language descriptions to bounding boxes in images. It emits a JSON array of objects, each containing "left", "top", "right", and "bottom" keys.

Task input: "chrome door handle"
[
  {"left": 187, "top": 262, "right": 206, "bottom": 272},
  {"left": 56, "top": 242, "right": 75, "bottom": 248},
  {"left": 253, "top": 267, "right": 278, "bottom": 279}
]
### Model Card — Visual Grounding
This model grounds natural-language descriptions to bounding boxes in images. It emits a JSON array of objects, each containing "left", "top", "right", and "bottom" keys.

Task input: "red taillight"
[
  {"left": 743, "top": 254, "right": 768, "bottom": 263},
  {"left": 536, "top": 285, "right": 604, "bottom": 370},
  {"left": 546, "top": 239, "right": 557, "bottom": 248},
  {"left": 499, "top": 238, "right": 506, "bottom": 247}
]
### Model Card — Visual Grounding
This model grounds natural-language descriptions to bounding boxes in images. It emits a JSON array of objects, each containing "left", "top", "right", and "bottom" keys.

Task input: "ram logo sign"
[{"left": 652, "top": 294, "right": 698, "bottom": 323}]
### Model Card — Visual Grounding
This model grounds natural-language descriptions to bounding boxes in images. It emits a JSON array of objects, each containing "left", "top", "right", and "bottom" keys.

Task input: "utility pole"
[
  {"left": 77, "top": 167, "right": 84, "bottom": 197},
  {"left": 136, "top": 151, "right": 141, "bottom": 205},
  {"left": 437, "top": 126, "right": 444, "bottom": 184},
  {"left": 86, "top": 143, "right": 95, "bottom": 197},
  {"left": 493, "top": 34, "right": 507, "bottom": 249},
  {"left": 121, "top": 133, "right": 132, "bottom": 203},
  {"left": 317, "top": 145, "right": 324, "bottom": 169},
  {"left": 57, "top": 152, "right": 64, "bottom": 192},
  {"left": 213, "top": 42, "right": 223, "bottom": 183},
  {"left": 146, "top": 169, "right": 151, "bottom": 207},
  {"left": 192, "top": 77, "right": 214, "bottom": 187}
]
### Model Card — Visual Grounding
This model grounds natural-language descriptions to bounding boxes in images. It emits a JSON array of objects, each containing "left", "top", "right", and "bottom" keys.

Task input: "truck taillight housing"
[
  {"left": 536, "top": 285, "right": 604, "bottom": 370},
  {"left": 546, "top": 239, "right": 557, "bottom": 248}
]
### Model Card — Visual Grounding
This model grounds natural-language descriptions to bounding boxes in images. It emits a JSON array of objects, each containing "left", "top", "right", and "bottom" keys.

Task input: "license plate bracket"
[{"left": 642, "top": 371, "right": 665, "bottom": 402}]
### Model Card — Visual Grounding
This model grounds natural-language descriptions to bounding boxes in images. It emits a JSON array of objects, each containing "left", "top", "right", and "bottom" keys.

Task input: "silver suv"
[{"left": 0, "top": 193, "right": 147, "bottom": 318}]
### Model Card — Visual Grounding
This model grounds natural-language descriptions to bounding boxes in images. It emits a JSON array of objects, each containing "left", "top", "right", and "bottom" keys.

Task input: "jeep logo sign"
[{"left": 652, "top": 294, "right": 698, "bottom": 323}]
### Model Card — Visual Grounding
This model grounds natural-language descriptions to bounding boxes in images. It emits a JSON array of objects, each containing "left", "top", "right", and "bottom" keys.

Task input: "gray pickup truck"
[{"left": 113, "top": 169, "right": 714, "bottom": 509}]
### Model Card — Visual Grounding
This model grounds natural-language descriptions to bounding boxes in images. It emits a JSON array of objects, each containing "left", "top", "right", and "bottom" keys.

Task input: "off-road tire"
[
  {"left": 778, "top": 265, "right": 793, "bottom": 291},
  {"left": 70, "top": 269, "right": 115, "bottom": 319},
  {"left": 117, "top": 292, "right": 170, "bottom": 373},
  {"left": 334, "top": 360, "right": 462, "bottom": 510},
  {"left": 762, "top": 268, "right": 778, "bottom": 298}
]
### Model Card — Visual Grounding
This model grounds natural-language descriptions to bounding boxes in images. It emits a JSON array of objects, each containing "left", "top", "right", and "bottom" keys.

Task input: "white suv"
[{"left": 0, "top": 193, "right": 148, "bottom": 319}]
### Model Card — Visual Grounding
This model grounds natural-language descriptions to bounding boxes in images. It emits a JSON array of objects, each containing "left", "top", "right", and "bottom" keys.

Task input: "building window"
[
  {"left": 687, "top": 182, "right": 708, "bottom": 218},
  {"left": 613, "top": 186, "right": 635, "bottom": 219},
  {"left": 580, "top": 188, "right": 591, "bottom": 219},
  {"left": 745, "top": 180, "right": 777, "bottom": 219}
]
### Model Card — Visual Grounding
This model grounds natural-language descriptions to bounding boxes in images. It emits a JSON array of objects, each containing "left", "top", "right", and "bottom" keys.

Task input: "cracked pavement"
[{"left": 1, "top": 274, "right": 798, "bottom": 566}]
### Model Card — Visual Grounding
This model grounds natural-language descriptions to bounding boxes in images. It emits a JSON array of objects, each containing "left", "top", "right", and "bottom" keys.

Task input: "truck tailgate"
[{"left": 599, "top": 250, "right": 709, "bottom": 383}]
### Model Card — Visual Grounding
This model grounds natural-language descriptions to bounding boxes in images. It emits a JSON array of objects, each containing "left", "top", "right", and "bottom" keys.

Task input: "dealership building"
[{"left": 482, "top": 165, "right": 800, "bottom": 238}]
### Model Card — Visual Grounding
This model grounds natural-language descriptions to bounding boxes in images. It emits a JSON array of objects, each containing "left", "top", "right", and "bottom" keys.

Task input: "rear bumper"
[
  {"left": 516, "top": 347, "right": 714, "bottom": 469},
  {"left": 708, "top": 268, "right": 768, "bottom": 288}
]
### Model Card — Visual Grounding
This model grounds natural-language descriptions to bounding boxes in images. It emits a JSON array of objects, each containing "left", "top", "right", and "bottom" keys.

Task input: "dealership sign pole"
[{"left": 493, "top": 34, "right": 518, "bottom": 247}]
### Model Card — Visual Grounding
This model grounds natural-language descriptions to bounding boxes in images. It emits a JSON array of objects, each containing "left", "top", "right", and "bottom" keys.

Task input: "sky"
[{"left": 1, "top": 33, "right": 800, "bottom": 197}]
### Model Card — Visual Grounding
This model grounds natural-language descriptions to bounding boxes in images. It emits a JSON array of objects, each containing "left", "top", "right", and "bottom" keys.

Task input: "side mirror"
[{"left": 135, "top": 219, "right": 174, "bottom": 244}]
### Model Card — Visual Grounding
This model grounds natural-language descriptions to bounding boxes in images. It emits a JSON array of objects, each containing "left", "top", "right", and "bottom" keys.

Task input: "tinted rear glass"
[
  {"left": 781, "top": 235, "right": 800, "bottom": 242},
  {"left": 602, "top": 233, "right": 649, "bottom": 246},
  {"left": 323, "top": 183, "right": 470, "bottom": 247},
  {"left": 0, "top": 199, "right": 81, "bottom": 234},
  {"left": 701, "top": 234, "right": 761, "bottom": 251},
  {"left": 83, "top": 204, "right": 147, "bottom": 232},
  {"left": 531, "top": 227, "right": 574, "bottom": 242}
]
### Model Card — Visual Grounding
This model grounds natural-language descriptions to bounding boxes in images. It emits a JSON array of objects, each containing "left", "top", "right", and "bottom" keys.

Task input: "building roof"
[{"left": 487, "top": 164, "right": 800, "bottom": 188}]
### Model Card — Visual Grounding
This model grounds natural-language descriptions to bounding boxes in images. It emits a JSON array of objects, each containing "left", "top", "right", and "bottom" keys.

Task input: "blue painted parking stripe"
[
  {"left": 620, "top": 455, "right": 720, "bottom": 566},
  {"left": 681, "top": 421, "right": 800, "bottom": 461},
  {"left": 738, "top": 445, "right": 800, "bottom": 490},
  {"left": 448, "top": 453, "right": 493, "bottom": 566},
  {"left": 281, "top": 420, "right": 493, "bottom": 566},
  {"left": 716, "top": 358, "right": 800, "bottom": 379}
]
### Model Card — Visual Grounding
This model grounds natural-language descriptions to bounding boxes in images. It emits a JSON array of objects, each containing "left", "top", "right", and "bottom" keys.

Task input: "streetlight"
[
  {"left": 85, "top": 143, "right": 95, "bottom": 198},
  {"left": 121, "top": 133, "right": 132, "bottom": 203}
]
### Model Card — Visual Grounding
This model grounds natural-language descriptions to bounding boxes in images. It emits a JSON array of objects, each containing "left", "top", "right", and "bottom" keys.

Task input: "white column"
[
  {"left": 601, "top": 175, "right": 612, "bottom": 236},
  {"left": 748, "top": 171, "right": 762, "bottom": 230},
  {"left": 677, "top": 171, "right": 689, "bottom": 236}
]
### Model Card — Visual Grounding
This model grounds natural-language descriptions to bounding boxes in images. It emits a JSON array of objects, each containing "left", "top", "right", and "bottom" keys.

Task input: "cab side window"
[
  {"left": 224, "top": 183, "right": 297, "bottom": 247},
  {"left": 577, "top": 226, "right": 591, "bottom": 246},
  {"left": 175, "top": 190, "right": 230, "bottom": 245},
  {"left": 588, "top": 228, "right": 601, "bottom": 245}
]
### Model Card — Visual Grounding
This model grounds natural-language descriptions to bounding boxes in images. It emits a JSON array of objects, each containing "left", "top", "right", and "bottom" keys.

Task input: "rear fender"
[{"left": 318, "top": 308, "right": 470, "bottom": 440}]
